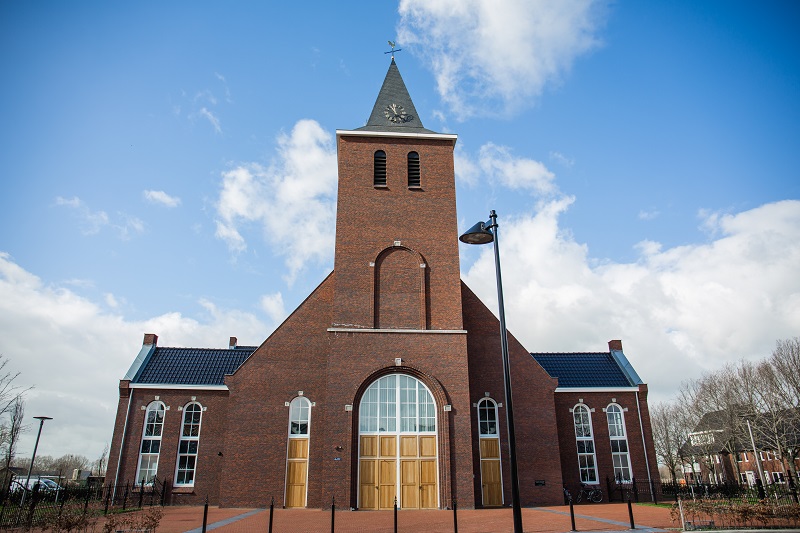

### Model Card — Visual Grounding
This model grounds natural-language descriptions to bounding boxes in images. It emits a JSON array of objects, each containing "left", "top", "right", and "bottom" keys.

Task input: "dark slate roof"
[
  {"left": 531, "top": 352, "right": 636, "bottom": 388},
  {"left": 356, "top": 58, "right": 436, "bottom": 134},
  {"left": 133, "top": 346, "right": 256, "bottom": 385}
]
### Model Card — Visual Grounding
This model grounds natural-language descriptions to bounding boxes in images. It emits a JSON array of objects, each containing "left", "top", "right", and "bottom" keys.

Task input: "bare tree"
[
  {"left": 0, "top": 397, "right": 25, "bottom": 489},
  {"left": 766, "top": 337, "right": 800, "bottom": 482},
  {"left": 651, "top": 402, "right": 686, "bottom": 482},
  {"left": 93, "top": 444, "right": 109, "bottom": 476}
]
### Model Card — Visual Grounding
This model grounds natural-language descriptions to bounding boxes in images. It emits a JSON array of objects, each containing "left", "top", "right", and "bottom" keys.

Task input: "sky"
[{"left": 1, "top": 0, "right": 798, "bottom": 464}]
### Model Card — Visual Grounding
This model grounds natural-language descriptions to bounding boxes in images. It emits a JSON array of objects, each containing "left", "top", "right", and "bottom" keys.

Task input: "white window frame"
[
  {"left": 573, "top": 404, "right": 599, "bottom": 484},
  {"left": 136, "top": 401, "right": 165, "bottom": 485},
  {"left": 175, "top": 402, "right": 202, "bottom": 486},
  {"left": 606, "top": 403, "right": 632, "bottom": 482},
  {"left": 359, "top": 374, "right": 437, "bottom": 435},
  {"left": 288, "top": 396, "right": 312, "bottom": 437},
  {"left": 477, "top": 398, "right": 499, "bottom": 437}
]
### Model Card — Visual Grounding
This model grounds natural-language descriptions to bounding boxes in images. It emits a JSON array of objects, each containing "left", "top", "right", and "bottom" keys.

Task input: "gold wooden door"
[
  {"left": 285, "top": 438, "right": 308, "bottom": 507},
  {"left": 359, "top": 435, "right": 398, "bottom": 510},
  {"left": 480, "top": 438, "right": 503, "bottom": 506},
  {"left": 398, "top": 435, "right": 438, "bottom": 510}
]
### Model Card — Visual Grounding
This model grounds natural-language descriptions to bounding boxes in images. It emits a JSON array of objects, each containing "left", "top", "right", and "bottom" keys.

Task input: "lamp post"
[
  {"left": 460, "top": 210, "right": 523, "bottom": 533},
  {"left": 21, "top": 416, "right": 52, "bottom": 505}
]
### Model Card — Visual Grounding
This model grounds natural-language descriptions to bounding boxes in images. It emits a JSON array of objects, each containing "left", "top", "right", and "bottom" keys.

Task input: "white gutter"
[{"left": 113, "top": 391, "right": 134, "bottom": 497}]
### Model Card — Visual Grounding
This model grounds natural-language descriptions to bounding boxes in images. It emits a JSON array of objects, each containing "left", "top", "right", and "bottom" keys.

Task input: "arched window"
[
  {"left": 477, "top": 398, "right": 499, "bottom": 437},
  {"left": 289, "top": 396, "right": 311, "bottom": 436},
  {"left": 359, "top": 374, "right": 436, "bottom": 433},
  {"left": 573, "top": 404, "right": 598, "bottom": 483},
  {"left": 606, "top": 404, "right": 631, "bottom": 481},
  {"left": 136, "top": 401, "right": 165, "bottom": 485},
  {"left": 175, "top": 402, "right": 202, "bottom": 486},
  {"left": 374, "top": 150, "right": 387, "bottom": 186},
  {"left": 407, "top": 151, "right": 420, "bottom": 187}
]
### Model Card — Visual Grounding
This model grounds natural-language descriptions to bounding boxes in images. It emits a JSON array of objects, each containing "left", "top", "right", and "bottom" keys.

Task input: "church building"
[{"left": 107, "top": 59, "right": 658, "bottom": 510}]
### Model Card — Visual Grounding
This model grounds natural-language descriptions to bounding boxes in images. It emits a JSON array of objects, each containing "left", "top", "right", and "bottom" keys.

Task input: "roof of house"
[
  {"left": 531, "top": 351, "right": 642, "bottom": 388},
  {"left": 356, "top": 58, "right": 436, "bottom": 134},
  {"left": 131, "top": 346, "right": 257, "bottom": 386}
]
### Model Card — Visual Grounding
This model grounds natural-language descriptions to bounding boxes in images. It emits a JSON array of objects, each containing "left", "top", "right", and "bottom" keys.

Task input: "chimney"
[
  {"left": 229, "top": 336, "right": 237, "bottom": 349},
  {"left": 608, "top": 339, "right": 623, "bottom": 351},
  {"left": 143, "top": 333, "right": 158, "bottom": 346}
]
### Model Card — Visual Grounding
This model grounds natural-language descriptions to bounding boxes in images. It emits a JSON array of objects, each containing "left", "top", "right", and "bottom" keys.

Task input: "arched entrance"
[{"left": 357, "top": 374, "right": 438, "bottom": 510}]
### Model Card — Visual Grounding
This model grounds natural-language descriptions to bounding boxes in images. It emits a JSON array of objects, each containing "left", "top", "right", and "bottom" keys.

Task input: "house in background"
[{"left": 107, "top": 58, "right": 658, "bottom": 510}]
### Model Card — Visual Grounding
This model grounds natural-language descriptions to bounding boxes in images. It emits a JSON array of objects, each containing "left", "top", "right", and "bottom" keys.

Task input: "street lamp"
[
  {"left": 460, "top": 210, "right": 523, "bottom": 533},
  {"left": 21, "top": 416, "right": 52, "bottom": 505}
]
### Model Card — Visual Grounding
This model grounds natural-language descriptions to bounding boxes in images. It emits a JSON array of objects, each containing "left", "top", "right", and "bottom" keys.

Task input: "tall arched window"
[
  {"left": 407, "top": 151, "right": 420, "bottom": 187},
  {"left": 606, "top": 404, "right": 631, "bottom": 481},
  {"left": 374, "top": 150, "right": 387, "bottom": 186},
  {"left": 573, "top": 404, "right": 598, "bottom": 483},
  {"left": 478, "top": 398, "right": 498, "bottom": 437},
  {"left": 175, "top": 402, "right": 202, "bottom": 486},
  {"left": 136, "top": 401, "right": 165, "bottom": 484},
  {"left": 285, "top": 397, "right": 312, "bottom": 507}
]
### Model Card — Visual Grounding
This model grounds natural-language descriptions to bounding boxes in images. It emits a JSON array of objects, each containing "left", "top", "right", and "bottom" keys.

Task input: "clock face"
[{"left": 385, "top": 103, "right": 413, "bottom": 123}]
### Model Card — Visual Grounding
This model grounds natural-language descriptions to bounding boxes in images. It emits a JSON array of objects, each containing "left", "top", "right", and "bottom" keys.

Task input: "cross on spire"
[{"left": 385, "top": 40, "right": 402, "bottom": 60}]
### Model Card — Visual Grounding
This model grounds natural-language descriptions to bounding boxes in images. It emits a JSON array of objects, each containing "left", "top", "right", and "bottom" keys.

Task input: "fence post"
[
  {"left": 606, "top": 476, "right": 613, "bottom": 502},
  {"left": 650, "top": 479, "right": 658, "bottom": 505},
  {"left": 138, "top": 481, "right": 145, "bottom": 509},
  {"left": 330, "top": 495, "right": 335, "bottom": 533},
  {"left": 632, "top": 477, "right": 639, "bottom": 503},
  {"left": 202, "top": 495, "right": 209, "bottom": 533},
  {"left": 122, "top": 482, "right": 129, "bottom": 510},
  {"left": 569, "top": 497, "right": 576, "bottom": 531},
  {"left": 268, "top": 496, "right": 274, "bottom": 533},
  {"left": 452, "top": 497, "right": 458, "bottom": 533},
  {"left": 394, "top": 496, "right": 398, "bottom": 533},
  {"left": 627, "top": 495, "right": 635, "bottom": 529},
  {"left": 104, "top": 485, "right": 111, "bottom": 515}
]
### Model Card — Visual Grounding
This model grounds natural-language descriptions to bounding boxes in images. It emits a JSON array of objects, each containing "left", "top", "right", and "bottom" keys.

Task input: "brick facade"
[{"left": 106, "top": 60, "right": 657, "bottom": 511}]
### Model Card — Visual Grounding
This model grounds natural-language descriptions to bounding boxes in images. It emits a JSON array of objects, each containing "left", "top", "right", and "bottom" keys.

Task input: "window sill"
[
  {"left": 374, "top": 184, "right": 388, "bottom": 189},
  {"left": 172, "top": 487, "right": 195, "bottom": 494},
  {"left": 407, "top": 186, "right": 423, "bottom": 190}
]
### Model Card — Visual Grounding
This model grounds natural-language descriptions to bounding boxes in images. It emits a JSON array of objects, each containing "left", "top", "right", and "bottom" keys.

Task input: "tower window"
[
  {"left": 407, "top": 152, "right": 420, "bottom": 187},
  {"left": 374, "top": 150, "right": 387, "bottom": 187}
]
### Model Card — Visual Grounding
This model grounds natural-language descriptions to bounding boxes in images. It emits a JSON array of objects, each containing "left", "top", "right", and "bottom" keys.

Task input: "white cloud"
[
  {"left": 398, "top": 0, "right": 605, "bottom": 117},
  {"left": 260, "top": 292, "right": 286, "bottom": 324},
  {"left": 0, "top": 252, "right": 268, "bottom": 460},
  {"left": 54, "top": 196, "right": 143, "bottom": 239},
  {"left": 638, "top": 209, "right": 660, "bottom": 221},
  {"left": 143, "top": 190, "right": 181, "bottom": 208},
  {"left": 198, "top": 107, "right": 222, "bottom": 134},
  {"left": 462, "top": 199, "right": 800, "bottom": 404},
  {"left": 550, "top": 151, "right": 575, "bottom": 168},
  {"left": 214, "top": 119, "right": 338, "bottom": 284},
  {"left": 455, "top": 142, "right": 557, "bottom": 195}
]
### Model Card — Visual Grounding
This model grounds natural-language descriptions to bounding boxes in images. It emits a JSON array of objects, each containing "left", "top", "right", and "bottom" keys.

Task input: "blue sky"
[{"left": 1, "top": 1, "right": 798, "bottom": 462}]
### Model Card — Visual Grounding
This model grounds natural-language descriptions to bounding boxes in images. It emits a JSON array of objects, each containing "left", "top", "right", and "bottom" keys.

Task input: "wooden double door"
[{"left": 359, "top": 434, "right": 437, "bottom": 510}]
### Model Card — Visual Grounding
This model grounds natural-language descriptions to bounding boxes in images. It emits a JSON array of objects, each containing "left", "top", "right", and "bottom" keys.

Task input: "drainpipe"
[{"left": 636, "top": 390, "right": 654, "bottom": 502}]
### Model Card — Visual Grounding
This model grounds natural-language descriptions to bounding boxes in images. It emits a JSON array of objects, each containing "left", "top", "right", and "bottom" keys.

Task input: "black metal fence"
[
  {"left": 0, "top": 478, "right": 169, "bottom": 530},
  {"left": 606, "top": 476, "right": 800, "bottom": 506}
]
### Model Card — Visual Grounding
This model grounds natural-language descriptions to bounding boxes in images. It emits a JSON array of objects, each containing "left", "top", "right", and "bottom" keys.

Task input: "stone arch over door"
[
  {"left": 373, "top": 246, "right": 427, "bottom": 329},
  {"left": 350, "top": 368, "right": 450, "bottom": 510}
]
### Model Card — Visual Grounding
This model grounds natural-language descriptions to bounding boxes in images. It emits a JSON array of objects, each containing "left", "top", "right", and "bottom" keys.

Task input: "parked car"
[{"left": 10, "top": 476, "right": 63, "bottom": 495}]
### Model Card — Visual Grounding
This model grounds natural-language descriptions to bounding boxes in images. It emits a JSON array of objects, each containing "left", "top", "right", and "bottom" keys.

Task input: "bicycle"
[{"left": 576, "top": 483, "right": 603, "bottom": 503}]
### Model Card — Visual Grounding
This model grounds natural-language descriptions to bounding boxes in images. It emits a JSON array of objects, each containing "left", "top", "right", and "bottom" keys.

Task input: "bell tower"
[{"left": 332, "top": 59, "right": 463, "bottom": 330}]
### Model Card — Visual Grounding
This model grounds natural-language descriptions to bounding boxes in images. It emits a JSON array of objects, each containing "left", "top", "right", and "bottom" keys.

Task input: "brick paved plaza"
[{"left": 144, "top": 502, "right": 675, "bottom": 533}]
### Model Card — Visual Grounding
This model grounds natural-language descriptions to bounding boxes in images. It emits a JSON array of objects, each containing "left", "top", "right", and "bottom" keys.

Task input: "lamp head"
[{"left": 459, "top": 220, "right": 494, "bottom": 245}]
